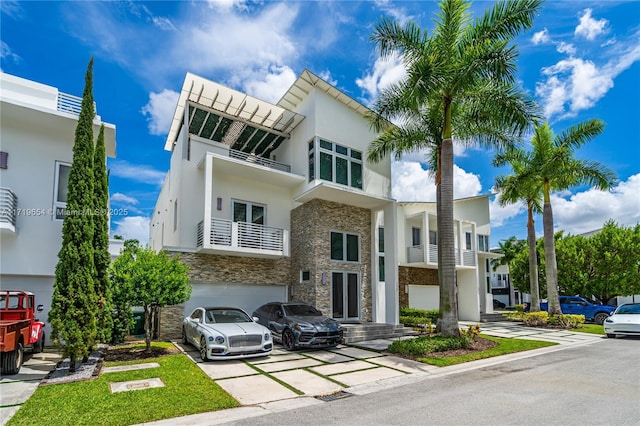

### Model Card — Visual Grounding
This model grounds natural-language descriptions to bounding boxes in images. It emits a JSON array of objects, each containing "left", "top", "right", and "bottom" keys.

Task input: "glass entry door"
[{"left": 332, "top": 272, "right": 359, "bottom": 320}]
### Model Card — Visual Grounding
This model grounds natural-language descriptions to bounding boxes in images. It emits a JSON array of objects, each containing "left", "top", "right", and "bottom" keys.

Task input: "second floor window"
[
  {"left": 232, "top": 200, "right": 265, "bottom": 225},
  {"left": 331, "top": 231, "right": 359, "bottom": 262},
  {"left": 412, "top": 227, "right": 421, "bottom": 246},
  {"left": 478, "top": 234, "right": 490, "bottom": 252},
  {"left": 308, "top": 138, "right": 363, "bottom": 189},
  {"left": 465, "top": 232, "right": 472, "bottom": 250},
  {"left": 53, "top": 161, "right": 71, "bottom": 220}
]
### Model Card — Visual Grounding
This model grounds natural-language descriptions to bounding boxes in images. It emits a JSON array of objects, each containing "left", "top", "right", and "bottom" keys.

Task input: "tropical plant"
[
  {"left": 93, "top": 124, "right": 113, "bottom": 343},
  {"left": 527, "top": 121, "right": 616, "bottom": 314},
  {"left": 491, "top": 236, "right": 526, "bottom": 305},
  {"left": 108, "top": 240, "right": 191, "bottom": 352},
  {"left": 49, "top": 59, "right": 98, "bottom": 371},
  {"left": 366, "top": 0, "right": 542, "bottom": 336},
  {"left": 494, "top": 146, "right": 544, "bottom": 311}
]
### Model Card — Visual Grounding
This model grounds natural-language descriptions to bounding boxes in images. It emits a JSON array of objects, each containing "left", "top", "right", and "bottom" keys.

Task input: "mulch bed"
[{"left": 104, "top": 341, "right": 181, "bottom": 362}]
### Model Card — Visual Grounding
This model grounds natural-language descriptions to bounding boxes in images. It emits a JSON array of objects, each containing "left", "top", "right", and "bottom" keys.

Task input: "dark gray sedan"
[{"left": 253, "top": 302, "right": 344, "bottom": 351}]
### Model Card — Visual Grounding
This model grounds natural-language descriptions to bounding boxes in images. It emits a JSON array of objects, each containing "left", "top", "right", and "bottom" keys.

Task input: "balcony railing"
[
  {"left": 0, "top": 187, "right": 18, "bottom": 231},
  {"left": 57, "top": 92, "right": 97, "bottom": 116},
  {"left": 228, "top": 149, "right": 291, "bottom": 173},
  {"left": 197, "top": 218, "right": 285, "bottom": 253},
  {"left": 406, "top": 243, "right": 476, "bottom": 267}
]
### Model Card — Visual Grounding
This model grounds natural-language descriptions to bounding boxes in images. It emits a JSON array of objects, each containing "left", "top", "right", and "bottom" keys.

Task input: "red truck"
[{"left": 0, "top": 290, "right": 46, "bottom": 375}]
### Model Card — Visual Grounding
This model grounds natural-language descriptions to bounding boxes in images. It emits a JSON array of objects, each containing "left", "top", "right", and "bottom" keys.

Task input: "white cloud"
[
  {"left": 0, "top": 41, "right": 21, "bottom": 64},
  {"left": 556, "top": 42, "right": 576, "bottom": 55},
  {"left": 374, "top": 0, "right": 412, "bottom": 26},
  {"left": 575, "top": 9, "right": 608, "bottom": 41},
  {"left": 207, "top": 0, "right": 249, "bottom": 13},
  {"left": 112, "top": 216, "right": 150, "bottom": 246},
  {"left": 111, "top": 192, "right": 139, "bottom": 205},
  {"left": 550, "top": 173, "right": 640, "bottom": 235},
  {"left": 532, "top": 28, "right": 550, "bottom": 45},
  {"left": 109, "top": 161, "right": 166, "bottom": 186},
  {"left": 0, "top": 0, "right": 22, "bottom": 19},
  {"left": 141, "top": 89, "right": 180, "bottom": 136},
  {"left": 391, "top": 160, "right": 482, "bottom": 202},
  {"left": 318, "top": 70, "right": 338, "bottom": 86},
  {"left": 242, "top": 66, "right": 297, "bottom": 104},
  {"left": 356, "top": 54, "right": 406, "bottom": 104},
  {"left": 489, "top": 193, "right": 527, "bottom": 227}
]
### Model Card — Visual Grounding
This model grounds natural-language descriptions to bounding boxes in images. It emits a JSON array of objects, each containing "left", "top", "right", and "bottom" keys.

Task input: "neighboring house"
[
  {"left": 396, "top": 196, "right": 501, "bottom": 319},
  {"left": 0, "top": 73, "right": 117, "bottom": 344},
  {"left": 150, "top": 70, "right": 503, "bottom": 338},
  {"left": 490, "top": 263, "right": 525, "bottom": 308}
]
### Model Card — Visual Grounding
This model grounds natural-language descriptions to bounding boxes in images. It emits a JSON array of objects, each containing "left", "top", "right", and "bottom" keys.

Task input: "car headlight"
[
  {"left": 604, "top": 318, "right": 614, "bottom": 323},
  {"left": 264, "top": 332, "right": 271, "bottom": 341},
  {"left": 294, "top": 323, "right": 315, "bottom": 331},
  {"left": 208, "top": 336, "right": 214, "bottom": 342},
  {"left": 215, "top": 336, "right": 225, "bottom": 344}
]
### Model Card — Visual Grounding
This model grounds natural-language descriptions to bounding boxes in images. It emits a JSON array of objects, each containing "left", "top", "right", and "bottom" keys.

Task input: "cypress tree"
[
  {"left": 94, "top": 124, "right": 113, "bottom": 343},
  {"left": 49, "top": 58, "right": 98, "bottom": 372}
]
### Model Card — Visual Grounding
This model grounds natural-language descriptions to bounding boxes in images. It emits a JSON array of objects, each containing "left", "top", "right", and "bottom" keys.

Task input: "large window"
[
  {"left": 412, "top": 227, "right": 421, "bottom": 246},
  {"left": 378, "top": 227, "right": 385, "bottom": 281},
  {"left": 331, "top": 231, "right": 359, "bottom": 262},
  {"left": 232, "top": 200, "right": 265, "bottom": 225},
  {"left": 53, "top": 161, "right": 71, "bottom": 220},
  {"left": 478, "top": 234, "right": 490, "bottom": 252},
  {"left": 308, "top": 138, "right": 363, "bottom": 189}
]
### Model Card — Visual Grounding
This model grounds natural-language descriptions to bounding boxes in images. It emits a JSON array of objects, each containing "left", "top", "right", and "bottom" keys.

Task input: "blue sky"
[{"left": 2, "top": 0, "right": 639, "bottom": 246}]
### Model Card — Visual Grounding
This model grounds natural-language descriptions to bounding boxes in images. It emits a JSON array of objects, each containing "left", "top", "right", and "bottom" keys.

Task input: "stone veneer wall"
[
  {"left": 158, "top": 252, "right": 291, "bottom": 340},
  {"left": 290, "top": 199, "right": 372, "bottom": 322},
  {"left": 398, "top": 266, "right": 438, "bottom": 309}
]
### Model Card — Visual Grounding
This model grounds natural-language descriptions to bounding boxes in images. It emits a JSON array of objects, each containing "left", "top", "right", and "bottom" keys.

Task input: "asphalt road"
[{"left": 223, "top": 336, "right": 640, "bottom": 426}]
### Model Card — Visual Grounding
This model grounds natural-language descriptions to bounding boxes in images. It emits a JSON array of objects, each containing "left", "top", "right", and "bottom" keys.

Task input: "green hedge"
[{"left": 400, "top": 308, "right": 439, "bottom": 322}]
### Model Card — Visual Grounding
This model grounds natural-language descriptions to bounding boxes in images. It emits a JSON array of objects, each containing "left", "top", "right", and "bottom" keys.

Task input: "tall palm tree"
[
  {"left": 366, "top": 0, "right": 542, "bottom": 336},
  {"left": 528, "top": 121, "right": 616, "bottom": 314},
  {"left": 493, "top": 150, "right": 544, "bottom": 311},
  {"left": 491, "top": 236, "right": 526, "bottom": 305}
]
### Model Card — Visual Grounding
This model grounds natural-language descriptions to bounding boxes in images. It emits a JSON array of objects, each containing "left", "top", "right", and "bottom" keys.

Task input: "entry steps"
[
  {"left": 340, "top": 323, "right": 418, "bottom": 344},
  {"left": 480, "top": 312, "right": 509, "bottom": 322}
]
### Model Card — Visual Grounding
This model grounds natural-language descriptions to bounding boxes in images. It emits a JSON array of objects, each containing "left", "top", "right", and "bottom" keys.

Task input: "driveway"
[{"left": 0, "top": 350, "right": 62, "bottom": 424}]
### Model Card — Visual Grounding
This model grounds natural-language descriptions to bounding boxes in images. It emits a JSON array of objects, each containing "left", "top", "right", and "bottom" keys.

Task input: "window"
[
  {"left": 378, "top": 227, "right": 385, "bottom": 281},
  {"left": 478, "top": 234, "right": 490, "bottom": 252},
  {"left": 232, "top": 200, "right": 265, "bottom": 225},
  {"left": 465, "top": 232, "right": 472, "bottom": 250},
  {"left": 300, "top": 271, "right": 310, "bottom": 283},
  {"left": 308, "top": 138, "right": 363, "bottom": 189},
  {"left": 412, "top": 227, "right": 421, "bottom": 246},
  {"left": 331, "top": 231, "right": 359, "bottom": 262},
  {"left": 173, "top": 199, "right": 178, "bottom": 231},
  {"left": 0, "top": 152, "right": 7, "bottom": 169},
  {"left": 429, "top": 230, "right": 437, "bottom": 246},
  {"left": 53, "top": 162, "right": 71, "bottom": 220},
  {"left": 493, "top": 273, "right": 508, "bottom": 288}
]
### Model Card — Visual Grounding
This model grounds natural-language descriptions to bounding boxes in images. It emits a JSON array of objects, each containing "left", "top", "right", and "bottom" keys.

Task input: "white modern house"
[
  {"left": 151, "top": 70, "right": 502, "bottom": 339},
  {"left": 0, "top": 73, "right": 117, "bottom": 344}
]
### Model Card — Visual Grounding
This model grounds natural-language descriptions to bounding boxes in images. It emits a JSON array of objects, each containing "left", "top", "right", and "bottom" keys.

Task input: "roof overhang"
[
  {"left": 165, "top": 73, "right": 304, "bottom": 152},
  {"left": 294, "top": 181, "right": 394, "bottom": 210}
]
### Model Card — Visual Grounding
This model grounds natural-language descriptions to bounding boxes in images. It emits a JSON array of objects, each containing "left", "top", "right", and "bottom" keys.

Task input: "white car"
[
  {"left": 603, "top": 303, "right": 640, "bottom": 338},
  {"left": 182, "top": 307, "right": 272, "bottom": 360}
]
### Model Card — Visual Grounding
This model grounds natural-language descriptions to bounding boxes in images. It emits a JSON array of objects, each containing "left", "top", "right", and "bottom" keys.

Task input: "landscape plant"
[
  {"left": 366, "top": 0, "right": 542, "bottom": 336},
  {"left": 48, "top": 58, "right": 98, "bottom": 371}
]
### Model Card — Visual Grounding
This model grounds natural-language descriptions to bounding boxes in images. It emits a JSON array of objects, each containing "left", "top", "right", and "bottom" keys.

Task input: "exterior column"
[
  {"left": 384, "top": 201, "right": 399, "bottom": 325},
  {"left": 203, "top": 153, "right": 213, "bottom": 248}
]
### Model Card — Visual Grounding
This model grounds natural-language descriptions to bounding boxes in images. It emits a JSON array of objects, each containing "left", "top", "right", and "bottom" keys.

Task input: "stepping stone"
[
  {"left": 216, "top": 375, "right": 297, "bottom": 405},
  {"left": 198, "top": 360, "right": 258, "bottom": 379},
  {"left": 102, "top": 362, "right": 160, "bottom": 373},
  {"left": 272, "top": 370, "right": 342, "bottom": 395},
  {"left": 110, "top": 378, "right": 164, "bottom": 393}
]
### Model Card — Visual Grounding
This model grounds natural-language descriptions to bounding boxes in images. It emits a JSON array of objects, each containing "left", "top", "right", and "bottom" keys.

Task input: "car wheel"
[
  {"left": 605, "top": 333, "right": 616, "bottom": 338},
  {"left": 594, "top": 313, "right": 609, "bottom": 325},
  {"left": 282, "top": 329, "right": 296, "bottom": 351},
  {"left": 181, "top": 327, "right": 188, "bottom": 346},
  {"left": 32, "top": 332, "right": 45, "bottom": 354},
  {"left": 1, "top": 342, "right": 24, "bottom": 375},
  {"left": 200, "top": 336, "right": 208, "bottom": 361}
]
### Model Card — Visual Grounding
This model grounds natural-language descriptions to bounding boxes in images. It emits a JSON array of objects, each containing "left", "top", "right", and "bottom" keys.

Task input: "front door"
[{"left": 332, "top": 271, "right": 359, "bottom": 320}]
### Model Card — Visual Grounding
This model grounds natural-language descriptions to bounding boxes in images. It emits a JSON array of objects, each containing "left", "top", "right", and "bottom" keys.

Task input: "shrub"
[
  {"left": 388, "top": 335, "right": 470, "bottom": 356},
  {"left": 514, "top": 304, "right": 525, "bottom": 313},
  {"left": 459, "top": 324, "right": 481, "bottom": 344},
  {"left": 400, "top": 308, "right": 439, "bottom": 323},
  {"left": 548, "top": 314, "right": 585, "bottom": 328},
  {"left": 523, "top": 311, "right": 549, "bottom": 326}
]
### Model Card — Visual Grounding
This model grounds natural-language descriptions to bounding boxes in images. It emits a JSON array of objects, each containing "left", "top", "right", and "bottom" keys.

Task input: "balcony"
[
  {"left": 197, "top": 218, "right": 289, "bottom": 258},
  {"left": 0, "top": 187, "right": 17, "bottom": 234},
  {"left": 228, "top": 148, "right": 291, "bottom": 173},
  {"left": 406, "top": 244, "right": 476, "bottom": 267}
]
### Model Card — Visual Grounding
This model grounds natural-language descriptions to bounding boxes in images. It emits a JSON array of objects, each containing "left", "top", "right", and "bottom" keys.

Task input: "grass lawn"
[
  {"left": 415, "top": 335, "right": 557, "bottom": 367},
  {"left": 571, "top": 323, "right": 605, "bottom": 335},
  {"left": 8, "top": 344, "right": 239, "bottom": 426}
]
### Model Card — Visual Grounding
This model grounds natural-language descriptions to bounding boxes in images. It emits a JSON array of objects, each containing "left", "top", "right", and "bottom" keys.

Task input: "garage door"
[{"left": 184, "top": 284, "right": 287, "bottom": 317}]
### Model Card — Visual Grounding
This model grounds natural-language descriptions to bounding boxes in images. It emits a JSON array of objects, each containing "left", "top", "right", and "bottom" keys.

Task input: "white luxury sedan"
[
  {"left": 603, "top": 303, "right": 640, "bottom": 338},
  {"left": 182, "top": 307, "right": 272, "bottom": 360}
]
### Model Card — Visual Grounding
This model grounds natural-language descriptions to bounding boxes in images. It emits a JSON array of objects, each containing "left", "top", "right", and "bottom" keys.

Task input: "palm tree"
[
  {"left": 493, "top": 151, "right": 544, "bottom": 311},
  {"left": 528, "top": 121, "right": 616, "bottom": 314},
  {"left": 491, "top": 236, "right": 526, "bottom": 306},
  {"left": 366, "top": 0, "right": 542, "bottom": 336}
]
